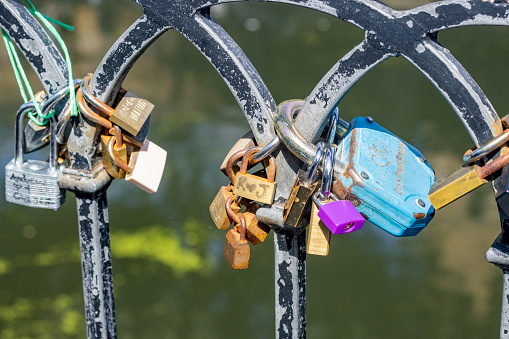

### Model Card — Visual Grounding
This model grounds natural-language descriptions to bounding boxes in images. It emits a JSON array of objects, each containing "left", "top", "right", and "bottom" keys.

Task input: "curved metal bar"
[
  {"left": 294, "top": 39, "right": 394, "bottom": 161},
  {"left": 403, "top": 0, "right": 509, "bottom": 33},
  {"left": 403, "top": 37, "right": 502, "bottom": 145},
  {"left": 0, "top": 0, "right": 68, "bottom": 93}
]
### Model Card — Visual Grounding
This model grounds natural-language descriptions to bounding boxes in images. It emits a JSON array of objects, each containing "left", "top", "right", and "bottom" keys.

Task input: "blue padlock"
[{"left": 334, "top": 117, "right": 435, "bottom": 237}]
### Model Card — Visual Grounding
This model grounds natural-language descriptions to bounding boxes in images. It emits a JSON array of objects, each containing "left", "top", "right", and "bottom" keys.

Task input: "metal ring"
[
  {"left": 321, "top": 144, "right": 337, "bottom": 198},
  {"left": 464, "top": 129, "right": 509, "bottom": 163},
  {"left": 304, "top": 141, "right": 325, "bottom": 187},
  {"left": 274, "top": 100, "right": 347, "bottom": 176},
  {"left": 251, "top": 136, "right": 280, "bottom": 162}
]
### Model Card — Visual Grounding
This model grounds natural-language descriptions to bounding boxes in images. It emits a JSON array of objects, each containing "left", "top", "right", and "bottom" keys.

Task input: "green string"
[
  {"left": 23, "top": 0, "right": 78, "bottom": 117},
  {"left": 1, "top": 29, "right": 45, "bottom": 122},
  {"left": 1, "top": 0, "right": 77, "bottom": 127}
]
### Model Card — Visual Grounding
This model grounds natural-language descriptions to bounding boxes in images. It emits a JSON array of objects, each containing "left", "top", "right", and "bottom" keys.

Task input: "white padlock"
[{"left": 108, "top": 137, "right": 167, "bottom": 193}]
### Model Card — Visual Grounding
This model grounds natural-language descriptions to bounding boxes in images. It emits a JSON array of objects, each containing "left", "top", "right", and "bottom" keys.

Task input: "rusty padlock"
[{"left": 224, "top": 212, "right": 250, "bottom": 269}]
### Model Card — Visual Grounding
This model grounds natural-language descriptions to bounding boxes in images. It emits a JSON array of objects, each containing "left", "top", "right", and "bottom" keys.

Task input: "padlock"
[
  {"left": 242, "top": 202, "right": 271, "bottom": 245},
  {"left": 306, "top": 143, "right": 333, "bottom": 256},
  {"left": 80, "top": 75, "right": 151, "bottom": 146},
  {"left": 333, "top": 117, "right": 435, "bottom": 236},
  {"left": 210, "top": 186, "right": 241, "bottom": 230},
  {"left": 107, "top": 137, "right": 167, "bottom": 193},
  {"left": 312, "top": 192, "right": 365, "bottom": 234},
  {"left": 429, "top": 149, "right": 509, "bottom": 210},
  {"left": 220, "top": 130, "right": 255, "bottom": 174},
  {"left": 5, "top": 103, "right": 66, "bottom": 210},
  {"left": 224, "top": 213, "right": 250, "bottom": 269},
  {"left": 307, "top": 199, "right": 331, "bottom": 256},
  {"left": 101, "top": 126, "right": 128, "bottom": 179},
  {"left": 284, "top": 141, "right": 324, "bottom": 228},
  {"left": 232, "top": 147, "right": 276, "bottom": 205}
]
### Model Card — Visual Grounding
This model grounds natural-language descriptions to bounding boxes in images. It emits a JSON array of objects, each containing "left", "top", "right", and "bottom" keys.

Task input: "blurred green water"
[{"left": 0, "top": 0, "right": 507, "bottom": 338}]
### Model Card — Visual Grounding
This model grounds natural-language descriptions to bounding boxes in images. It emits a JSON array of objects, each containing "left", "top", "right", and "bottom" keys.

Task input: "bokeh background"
[{"left": 1, "top": 0, "right": 509, "bottom": 337}]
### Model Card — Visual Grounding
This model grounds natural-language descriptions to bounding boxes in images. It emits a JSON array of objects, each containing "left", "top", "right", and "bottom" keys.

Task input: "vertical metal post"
[
  {"left": 274, "top": 229, "right": 306, "bottom": 339},
  {"left": 76, "top": 192, "right": 117, "bottom": 339}
]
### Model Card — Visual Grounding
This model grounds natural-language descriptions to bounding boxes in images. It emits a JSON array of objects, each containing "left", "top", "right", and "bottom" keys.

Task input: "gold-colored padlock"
[
  {"left": 210, "top": 186, "right": 241, "bottom": 230},
  {"left": 242, "top": 202, "right": 271, "bottom": 245},
  {"left": 220, "top": 130, "right": 256, "bottom": 175},
  {"left": 232, "top": 147, "right": 276, "bottom": 205},
  {"left": 429, "top": 149, "right": 509, "bottom": 209},
  {"left": 306, "top": 199, "right": 331, "bottom": 256},
  {"left": 101, "top": 126, "right": 128, "bottom": 179},
  {"left": 224, "top": 213, "right": 250, "bottom": 270}
]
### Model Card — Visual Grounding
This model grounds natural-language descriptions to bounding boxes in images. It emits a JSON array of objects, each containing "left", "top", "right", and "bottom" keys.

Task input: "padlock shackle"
[
  {"left": 40, "top": 78, "right": 81, "bottom": 118},
  {"left": 304, "top": 141, "right": 325, "bottom": 187},
  {"left": 477, "top": 149, "right": 509, "bottom": 179},
  {"left": 274, "top": 99, "right": 348, "bottom": 176},
  {"left": 225, "top": 194, "right": 242, "bottom": 225},
  {"left": 81, "top": 75, "right": 115, "bottom": 117},
  {"left": 77, "top": 87, "right": 113, "bottom": 130},
  {"left": 107, "top": 137, "right": 132, "bottom": 174},
  {"left": 321, "top": 144, "right": 336, "bottom": 198},
  {"left": 225, "top": 149, "right": 248, "bottom": 183},
  {"left": 236, "top": 213, "right": 247, "bottom": 242},
  {"left": 14, "top": 102, "right": 59, "bottom": 171},
  {"left": 239, "top": 147, "right": 261, "bottom": 174},
  {"left": 326, "top": 108, "right": 339, "bottom": 145}
]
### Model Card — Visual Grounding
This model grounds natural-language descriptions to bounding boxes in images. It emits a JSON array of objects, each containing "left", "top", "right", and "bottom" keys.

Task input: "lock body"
[
  {"left": 209, "top": 186, "right": 241, "bottom": 230},
  {"left": 335, "top": 117, "right": 435, "bottom": 237},
  {"left": 224, "top": 228, "right": 250, "bottom": 269},
  {"left": 126, "top": 139, "right": 167, "bottom": 194},
  {"left": 306, "top": 202, "right": 331, "bottom": 256},
  {"left": 5, "top": 159, "right": 66, "bottom": 210}
]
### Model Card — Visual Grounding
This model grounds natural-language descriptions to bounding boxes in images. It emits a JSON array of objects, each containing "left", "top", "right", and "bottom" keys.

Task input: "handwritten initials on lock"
[{"left": 232, "top": 147, "right": 277, "bottom": 205}]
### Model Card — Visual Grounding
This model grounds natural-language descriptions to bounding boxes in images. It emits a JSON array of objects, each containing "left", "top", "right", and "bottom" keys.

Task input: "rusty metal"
[{"left": 77, "top": 87, "right": 113, "bottom": 130}]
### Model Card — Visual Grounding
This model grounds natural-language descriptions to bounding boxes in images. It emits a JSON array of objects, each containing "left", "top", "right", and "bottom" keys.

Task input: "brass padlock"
[
  {"left": 429, "top": 149, "right": 509, "bottom": 209},
  {"left": 209, "top": 186, "right": 241, "bottom": 230},
  {"left": 224, "top": 213, "right": 250, "bottom": 269},
  {"left": 220, "top": 130, "right": 255, "bottom": 175},
  {"left": 101, "top": 126, "right": 128, "bottom": 179},
  {"left": 284, "top": 142, "right": 324, "bottom": 228},
  {"left": 232, "top": 148, "right": 276, "bottom": 205},
  {"left": 242, "top": 202, "right": 271, "bottom": 245},
  {"left": 306, "top": 199, "right": 331, "bottom": 256},
  {"left": 80, "top": 75, "right": 150, "bottom": 147}
]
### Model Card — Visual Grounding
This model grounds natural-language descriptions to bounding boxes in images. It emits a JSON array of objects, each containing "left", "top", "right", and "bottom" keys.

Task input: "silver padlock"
[{"left": 5, "top": 103, "right": 66, "bottom": 210}]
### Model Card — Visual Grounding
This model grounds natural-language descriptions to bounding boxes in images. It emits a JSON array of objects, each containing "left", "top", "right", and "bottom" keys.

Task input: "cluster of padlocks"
[
  {"left": 5, "top": 77, "right": 509, "bottom": 271},
  {"left": 5, "top": 73, "right": 168, "bottom": 210}
]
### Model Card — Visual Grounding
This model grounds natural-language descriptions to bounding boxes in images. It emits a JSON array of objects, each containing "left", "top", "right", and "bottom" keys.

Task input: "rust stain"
[
  {"left": 413, "top": 212, "right": 425, "bottom": 220},
  {"left": 332, "top": 180, "right": 361, "bottom": 207}
]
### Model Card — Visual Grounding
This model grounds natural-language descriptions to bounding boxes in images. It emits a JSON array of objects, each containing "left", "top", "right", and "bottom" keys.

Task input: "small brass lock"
[{"left": 232, "top": 147, "right": 276, "bottom": 205}]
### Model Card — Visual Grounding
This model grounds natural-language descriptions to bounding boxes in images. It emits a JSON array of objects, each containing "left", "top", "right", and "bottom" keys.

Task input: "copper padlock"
[
  {"left": 224, "top": 213, "right": 250, "bottom": 269},
  {"left": 242, "top": 202, "right": 271, "bottom": 245},
  {"left": 232, "top": 147, "right": 276, "bottom": 205},
  {"left": 101, "top": 126, "right": 128, "bottom": 179}
]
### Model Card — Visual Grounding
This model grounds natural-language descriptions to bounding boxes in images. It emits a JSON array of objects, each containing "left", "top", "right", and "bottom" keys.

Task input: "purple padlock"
[{"left": 313, "top": 192, "right": 365, "bottom": 234}]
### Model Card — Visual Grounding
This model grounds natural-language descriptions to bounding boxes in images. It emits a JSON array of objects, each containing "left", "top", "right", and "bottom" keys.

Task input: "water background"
[{"left": 0, "top": 0, "right": 507, "bottom": 337}]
